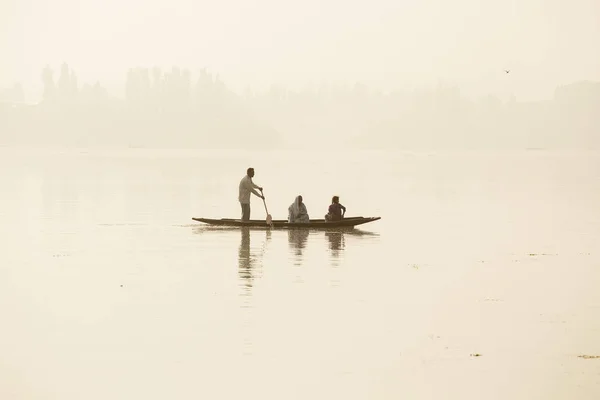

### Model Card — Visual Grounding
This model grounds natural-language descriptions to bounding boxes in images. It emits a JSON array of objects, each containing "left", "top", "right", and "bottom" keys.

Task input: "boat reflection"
[
  {"left": 325, "top": 231, "right": 345, "bottom": 258},
  {"left": 285, "top": 227, "right": 380, "bottom": 263},
  {"left": 238, "top": 227, "right": 271, "bottom": 295},
  {"left": 193, "top": 225, "right": 379, "bottom": 273},
  {"left": 329, "top": 231, "right": 347, "bottom": 250},
  {"left": 192, "top": 225, "right": 271, "bottom": 296},
  {"left": 238, "top": 227, "right": 253, "bottom": 290},
  {"left": 287, "top": 229, "right": 310, "bottom": 261}
]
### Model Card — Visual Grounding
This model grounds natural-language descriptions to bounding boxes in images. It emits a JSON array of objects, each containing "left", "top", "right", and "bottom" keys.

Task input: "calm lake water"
[{"left": 1, "top": 146, "right": 599, "bottom": 399}]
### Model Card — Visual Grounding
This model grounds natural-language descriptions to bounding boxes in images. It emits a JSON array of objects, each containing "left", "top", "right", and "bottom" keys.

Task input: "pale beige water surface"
[{"left": 1, "top": 147, "right": 599, "bottom": 399}]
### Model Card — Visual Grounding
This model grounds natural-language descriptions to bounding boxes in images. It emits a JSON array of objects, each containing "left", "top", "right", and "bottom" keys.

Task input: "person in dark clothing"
[{"left": 325, "top": 195, "right": 346, "bottom": 221}]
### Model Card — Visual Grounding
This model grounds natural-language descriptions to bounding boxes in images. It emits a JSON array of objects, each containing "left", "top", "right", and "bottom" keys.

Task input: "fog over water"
[
  {"left": 2, "top": 1, "right": 600, "bottom": 398},
  {"left": 2, "top": 0, "right": 600, "bottom": 149}
]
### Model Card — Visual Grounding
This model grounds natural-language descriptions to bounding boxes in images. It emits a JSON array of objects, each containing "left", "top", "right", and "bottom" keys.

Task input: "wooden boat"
[{"left": 192, "top": 216, "right": 381, "bottom": 229}]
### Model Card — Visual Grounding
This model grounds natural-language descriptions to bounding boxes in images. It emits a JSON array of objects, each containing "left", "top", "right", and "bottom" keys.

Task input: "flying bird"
[{"left": 504, "top": 70, "right": 510, "bottom": 74}]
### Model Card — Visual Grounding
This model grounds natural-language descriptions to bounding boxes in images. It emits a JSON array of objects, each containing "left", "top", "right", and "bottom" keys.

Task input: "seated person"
[
  {"left": 288, "top": 195, "right": 310, "bottom": 223},
  {"left": 325, "top": 196, "right": 346, "bottom": 221}
]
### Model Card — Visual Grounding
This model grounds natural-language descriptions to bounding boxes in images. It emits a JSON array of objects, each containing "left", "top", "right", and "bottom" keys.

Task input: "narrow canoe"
[{"left": 192, "top": 216, "right": 381, "bottom": 229}]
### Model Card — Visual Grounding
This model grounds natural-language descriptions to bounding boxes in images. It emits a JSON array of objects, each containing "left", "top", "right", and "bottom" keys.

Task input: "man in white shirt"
[{"left": 239, "top": 167, "right": 264, "bottom": 221}]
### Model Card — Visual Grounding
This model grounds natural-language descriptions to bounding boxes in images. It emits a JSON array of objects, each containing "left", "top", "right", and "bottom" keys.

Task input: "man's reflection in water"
[
  {"left": 238, "top": 227, "right": 254, "bottom": 292},
  {"left": 238, "top": 227, "right": 271, "bottom": 295},
  {"left": 287, "top": 229, "right": 310, "bottom": 259}
]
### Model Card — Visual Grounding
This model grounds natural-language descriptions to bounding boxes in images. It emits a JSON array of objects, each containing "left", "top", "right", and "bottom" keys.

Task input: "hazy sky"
[{"left": 2, "top": 0, "right": 599, "bottom": 101}]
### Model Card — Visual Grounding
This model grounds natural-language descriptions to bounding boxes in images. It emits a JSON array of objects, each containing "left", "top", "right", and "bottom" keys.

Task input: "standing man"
[{"left": 239, "top": 167, "right": 264, "bottom": 221}]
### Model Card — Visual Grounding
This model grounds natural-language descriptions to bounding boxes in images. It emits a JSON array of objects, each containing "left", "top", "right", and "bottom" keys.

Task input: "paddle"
[{"left": 260, "top": 189, "right": 273, "bottom": 226}]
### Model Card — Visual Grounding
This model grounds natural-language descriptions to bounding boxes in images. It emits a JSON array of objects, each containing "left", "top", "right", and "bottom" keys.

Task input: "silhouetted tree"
[
  {"left": 70, "top": 70, "right": 78, "bottom": 98},
  {"left": 125, "top": 68, "right": 136, "bottom": 104},
  {"left": 57, "top": 62, "right": 72, "bottom": 102},
  {"left": 140, "top": 68, "right": 151, "bottom": 106},
  {"left": 181, "top": 68, "right": 191, "bottom": 107},
  {"left": 41, "top": 65, "right": 56, "bottom": 103},
  {"left": 6, "top": 62, "right": 599, "bottom": 150}
]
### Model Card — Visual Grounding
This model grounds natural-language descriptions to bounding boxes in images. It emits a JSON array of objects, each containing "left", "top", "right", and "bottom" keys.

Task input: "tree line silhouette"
[
  {"left": 1, "top": 63, "right": 278, "bottom": 148},
  {"left": 1, "top": 63, "right": 599, "bottom": 149}
]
